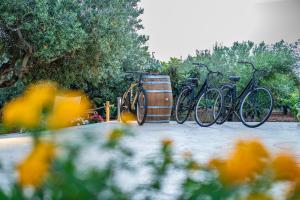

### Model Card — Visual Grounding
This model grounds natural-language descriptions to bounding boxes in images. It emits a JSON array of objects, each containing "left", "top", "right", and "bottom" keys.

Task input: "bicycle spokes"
[
  {"left": 240, "top": 87, "right": 273, "bottom": 127},
  {"left": 175, "top": 89, "right": 191, "bottom": 124},
  {"left": 195, "top": 88, "right": 223, "bottom": 127}
]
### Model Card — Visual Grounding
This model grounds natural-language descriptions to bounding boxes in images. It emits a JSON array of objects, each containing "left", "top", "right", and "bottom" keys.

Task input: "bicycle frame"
[
  {"left": 122, "top": 83, "right": 139, "bottom": 111},
  {"left": 187, "top": 79, "right": 209, "bottom": 110},
  {"left": 227, "top": 73, "right": 259, "bottom": 119}
]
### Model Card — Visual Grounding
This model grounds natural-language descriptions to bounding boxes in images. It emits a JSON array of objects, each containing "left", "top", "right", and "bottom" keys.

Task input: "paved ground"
[{"left": 0, "top": 122, "right": 299, "bottom": 198}]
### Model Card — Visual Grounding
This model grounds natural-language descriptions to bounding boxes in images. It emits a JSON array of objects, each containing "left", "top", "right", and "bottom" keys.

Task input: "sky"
[{"left": 140, "top": 0, "right": 300, "bottom": 61}]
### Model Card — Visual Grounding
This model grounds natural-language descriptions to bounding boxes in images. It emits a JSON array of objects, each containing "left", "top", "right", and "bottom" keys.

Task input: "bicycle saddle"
[
  {"left": 229, "top": 76, "right": 240, "bottom": 82},
  {"left": 187, "top": 78, "right": 198, "bottom": 81},
  {"left": 125, "top": 74, "right": 134, "bottom": 81},
  {"left": 187, "top": 78, "right": 198, "bottom": 83}
]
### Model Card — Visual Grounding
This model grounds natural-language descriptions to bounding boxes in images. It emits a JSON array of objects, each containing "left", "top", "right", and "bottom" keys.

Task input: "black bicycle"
[
  {"left": 216, "top": 61, "right": 274, "bottom": 128},
  {"left": 175, "top": 62, "right": 223, "bottom": 127},
  {"left": 120, "top": 71, "right": 148, "bottom": 125}
]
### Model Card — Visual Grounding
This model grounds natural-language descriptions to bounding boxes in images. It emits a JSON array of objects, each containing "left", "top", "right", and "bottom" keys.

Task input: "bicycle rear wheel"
[
  {"left": 175, "top": 88, "right": 192, "bottom": 124},
  {"left": 216, "top": 84, "right": 233, "bottom": 125},
  {"left": 195, "top": 88, "right": 223, "bottom": 127},
  {"left": 136, "top": 88, "right": 147, "bottom": 125},
  {"left": 120, "top": 92, "right": 135, "bottom": 123},
  {"left": 240, "top": 87, "right": 273, "bottom": 128}
]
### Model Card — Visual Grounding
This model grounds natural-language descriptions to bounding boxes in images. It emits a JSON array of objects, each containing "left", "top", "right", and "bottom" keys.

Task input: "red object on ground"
[{"left": 90, "top": 112, "right": 104, "bottom": 123}]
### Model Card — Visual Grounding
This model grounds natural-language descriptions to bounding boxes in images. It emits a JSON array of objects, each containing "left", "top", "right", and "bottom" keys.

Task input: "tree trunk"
[{"left": 0, "top": 28, "right": 33, "bottom": 88}]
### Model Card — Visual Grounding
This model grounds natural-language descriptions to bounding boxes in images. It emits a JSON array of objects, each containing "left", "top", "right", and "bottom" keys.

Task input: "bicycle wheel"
[
  {"left": 216, "top": 84, "right": 233, "bottom": 125},
  {"left": 195, "top": 88, "right": 223, "bottom": 127},
  {"left": 175, "top": 88, "right": 192, "bottom": 124},
  {"left": 136, "top": 88, "right": 147, "bottom": 125},
  {"left": 120, "top": 91, "right": 135, "bottom": 122},
  {"left": 240, "top": 87, "right": 273, "bottom": 128}
]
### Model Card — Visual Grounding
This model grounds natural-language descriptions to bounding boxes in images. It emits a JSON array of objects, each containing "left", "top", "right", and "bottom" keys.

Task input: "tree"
[{"left": 0, "top": 0, "right": 149, "bottom": 109}]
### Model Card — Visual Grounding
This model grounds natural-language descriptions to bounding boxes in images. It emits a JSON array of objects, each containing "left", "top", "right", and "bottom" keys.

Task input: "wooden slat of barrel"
[{"left": 142, "top": 75, "right": 173, "bottom": 123}]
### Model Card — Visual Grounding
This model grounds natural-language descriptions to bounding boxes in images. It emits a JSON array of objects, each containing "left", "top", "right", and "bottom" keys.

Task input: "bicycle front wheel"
[
  {"left": 120, "top": 92, "right": 133, "bottom": 123},
  {"left": 136, "top": 88, "right": 147, "bottom": 125},
  {"left": 195, "top": 88, "right": 223, "bottom": 127},
  {"left": 216, "top": 84, "right": 233, "bottom": 125},
  {"left": 240, "top": 87, "right": 273, "bottom": 128},
  {"left": 175, "top": 88, "right": 192, "bottom": 124}
]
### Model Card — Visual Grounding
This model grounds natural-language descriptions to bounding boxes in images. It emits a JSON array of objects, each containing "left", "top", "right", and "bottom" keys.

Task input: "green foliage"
[
  {"left": 0, "top": 81, "right": 24, "bottom": 107},
  {"left": 0, "top": 0, "right": 150, "bottom": 111},
  {"left": 160, "top": 41, "right": 299, "bottom": 115}
]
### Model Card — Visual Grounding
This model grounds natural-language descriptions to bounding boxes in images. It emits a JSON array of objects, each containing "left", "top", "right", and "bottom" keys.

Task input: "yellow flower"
[
  {"left": 18, "top": 142, "right": 55, "bottom": 187},
  {"left": 272, "top": 153, "right": 300, "bottom": 181},
  {"left": 47, "top": 91, "right": 90, "bottom": 129},
  {"left": 106, "top": 129, "right": 124, "bottom": 141},
  {"left": 2, "top": 97, "right": 40, "bottom": 128},
  {"left": 182, "top": 151, "right": 193, "bottom": 159},
  {"left": 209, "top": 158, "right": 226, "bottom": 169},
  {"left": 2, "top": 81, "right": 57, "bottom": 129},
  {"left": 120, "top": 111, "right": 136, "bottom": 123},
  {"left": 162, "top": 138, "right": 173, "bottom": 146},
  {"left": 25, "top": 81, "right": 57, "bottom": 109},
  {"left": 246, "top": 193, "right": 273, "bottom": 200},
  {"left": 209, "top": 140, "right": 269, "bottom": 184}
]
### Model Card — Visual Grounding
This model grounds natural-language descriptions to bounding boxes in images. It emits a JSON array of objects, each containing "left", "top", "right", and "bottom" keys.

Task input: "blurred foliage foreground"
[{"left": 1, "top": 82, "right": 300, "bottom": 200}]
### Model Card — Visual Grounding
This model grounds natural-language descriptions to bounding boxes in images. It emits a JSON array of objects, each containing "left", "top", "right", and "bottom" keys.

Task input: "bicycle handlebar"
[
  {"left": 125, "top": 71, "right": 146, "bottom": 74},
  {"left": 238, "top": 61, "right": 271, "bottom": 78},
  {"left": 238, "top": 61, "right": 256, "bottom": 71},
  {"left": 192, "top": 62, "right": 207, "bottom": 68},
  {"left": 192, "top": 62, "right": 222, "bottom": 76}
]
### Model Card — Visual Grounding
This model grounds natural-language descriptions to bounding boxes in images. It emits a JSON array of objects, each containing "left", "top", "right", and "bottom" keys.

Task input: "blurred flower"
[
  {"left": 246, "top": 193, "right": 273, "bottom": 200},
  {"left": 209, "top": 158, "right": 226, "bottom": 170},
  {"left": 3, "top": 97, "right": 40, "bottom": 128},
  {"left": 272, "top": 153, "right": 300, "bottom": 181},
  {"left": 162, "top": 138, "right": 173, "bottom": 146},
  {"left": 106, "top": 129, "right": 124, "bottom": 141},
  {"left": 25, "top": 81, "right": 57, "bottom": 109},
  {"left": 182, "top": 151, "right": 193, "bottom": 159},
  {"left": 2, "top": 81, "right": 57, "bottom": 129},
  {"left": 120, "top": 111, "right": 136, "bottom": 123},
  {"left": 47, "top": 91, "right": 90, "bottom": 129},
  {"left": 209, "top": 140, "right": 269, "bottom": 184},
  {"left": 18, "top": 142, "right": 55, "bottom": 187}
]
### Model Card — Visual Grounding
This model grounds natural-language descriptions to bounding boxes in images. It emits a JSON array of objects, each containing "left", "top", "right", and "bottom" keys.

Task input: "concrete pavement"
[{"left": 0, "top": 121, "right": 299, "bottom": 198}]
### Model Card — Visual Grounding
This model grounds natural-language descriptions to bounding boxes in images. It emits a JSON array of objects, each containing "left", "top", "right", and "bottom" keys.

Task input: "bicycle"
[
  {"left": 216, "top": 61, "right": 274, "bottom": 128},
  {"left": 120, "top": 71, "right": 148, "bottom": 125},
  {"left": 175, "top": 62, "right": 224, "bottom": 127}
]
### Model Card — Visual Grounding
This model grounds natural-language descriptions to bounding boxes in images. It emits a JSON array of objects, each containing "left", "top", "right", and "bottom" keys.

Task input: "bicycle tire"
[
  {"left": 239, "top": 87, "right": 273, "bottom": 128},
  {"left": 216, "top": 84, "right": 233, "bottom": 125},
  {"left": 175, "top": 87, "right": 192, "bottom": 124},
  {"left": 120, "top": 92, "right": 132, "bottom": 122},
  {"left": 136, "top": 88, "right": 148, "bottom": 125},
  {"left": 194, "top": 88, "right": 223, "bottom": 127}
]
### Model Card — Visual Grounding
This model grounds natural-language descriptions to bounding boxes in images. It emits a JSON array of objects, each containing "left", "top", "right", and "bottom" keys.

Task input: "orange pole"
[{"left": 105, "top": 101, "right": 110, "bottom": 122}]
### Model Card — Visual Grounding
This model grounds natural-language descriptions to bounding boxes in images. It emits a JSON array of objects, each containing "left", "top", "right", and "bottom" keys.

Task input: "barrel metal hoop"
[
  {"left": 145, "top": 90, "right": 172, "bottom": 93},
  {"left": 142, "top": 75, "right": 170, "bottom": 79},
  {"left": 141, "top": 81, "right": 171, "bottom": 84},
  {"left": 147, "top": 106, "right": 174, "bottom": 109},
  {"left": 146, "top": 114, "right": 171, "bottom": 117}
]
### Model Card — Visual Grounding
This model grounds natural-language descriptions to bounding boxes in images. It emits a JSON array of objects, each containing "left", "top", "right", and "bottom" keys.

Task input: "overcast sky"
[{"left": 140, "top": 0, "right": 300, "bottom": 61}]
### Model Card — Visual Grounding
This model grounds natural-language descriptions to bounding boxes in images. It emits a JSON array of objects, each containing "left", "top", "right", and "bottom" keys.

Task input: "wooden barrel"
[{"left": 142, "top": 75, "right": 173, "bottom": 123}]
